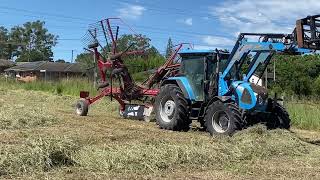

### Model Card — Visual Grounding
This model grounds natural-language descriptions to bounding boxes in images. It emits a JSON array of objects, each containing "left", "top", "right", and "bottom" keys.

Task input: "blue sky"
[{"left": 1, "top": 0, "right": 319, "bottom": 62}]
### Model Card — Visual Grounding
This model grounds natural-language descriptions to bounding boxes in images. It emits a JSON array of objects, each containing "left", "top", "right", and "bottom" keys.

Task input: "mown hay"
[
  {"left": 0, "top": 137, "right": 79, "bottom": 176},
  {"left": 74, "top": 125, "right": 311, "bottom": 174}
]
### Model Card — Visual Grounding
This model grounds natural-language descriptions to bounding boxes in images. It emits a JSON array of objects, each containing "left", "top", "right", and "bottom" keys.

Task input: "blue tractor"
[{"left": 155, "top": 15, "right": 320, "bottom": 135}]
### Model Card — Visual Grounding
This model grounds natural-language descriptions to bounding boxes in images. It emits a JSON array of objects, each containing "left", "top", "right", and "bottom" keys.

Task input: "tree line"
[
  {"left": 0, "top": 21, "right": 57, "bottom": 62},
  {"left": 271, "top": 54, "right": 320, "bottom": 97}
]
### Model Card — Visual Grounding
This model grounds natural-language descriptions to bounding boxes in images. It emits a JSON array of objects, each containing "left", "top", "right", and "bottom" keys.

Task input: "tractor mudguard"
[
  {"left": 206, "top": 96, "right": 232, "bottom": 107},
  {"left": 161, "top": 77, "right": 195, "bottom": 102},
  {"left": 200, "top": 96, "right": 233, "bottom": 118}
]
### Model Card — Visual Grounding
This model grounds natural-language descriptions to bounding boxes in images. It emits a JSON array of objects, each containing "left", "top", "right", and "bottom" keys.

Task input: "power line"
[
  {"left": 0, "top": 4, "right": 294, "bottom": 28},
  {"left": 0, "top": 6, "right": 95, "bottom": 23},
  {"left": 0, "top": 4, "right": 296, "bottom": 46},
  {"left": 0, "top": 4, "right": 296, "bottom": 60}
]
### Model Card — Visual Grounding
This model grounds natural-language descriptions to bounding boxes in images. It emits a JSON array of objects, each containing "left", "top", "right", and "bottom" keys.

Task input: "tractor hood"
[{"left": 231, "top": 81, "right": 268, "bottom": 110}]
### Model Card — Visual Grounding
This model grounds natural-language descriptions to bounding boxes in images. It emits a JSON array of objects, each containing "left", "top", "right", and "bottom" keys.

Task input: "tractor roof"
[{"left": 179, "top": 49, "right": 229, "bottom": 55}]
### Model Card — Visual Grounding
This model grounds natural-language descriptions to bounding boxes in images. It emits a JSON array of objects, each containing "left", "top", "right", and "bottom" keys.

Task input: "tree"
[
  {"left": 0, "top": 26, "right": 12, "bottom": 59},
  {"left": 55, "top": 59, "right": 66, "bottom": 63},
  {"left": 104, "top": 34, "right": 152, "bottom": 53},
  {"left": 10, "top": 21, "right": 58, "bottom": 62},
  {"left": 271, "top": 54, "right": 320, "bottom": 96},
  {"left": 75, "top": 52, "right": 94, "bottom": 69},
  {"left": 165, "top": 37, "right": 173, "bottom": 58}
]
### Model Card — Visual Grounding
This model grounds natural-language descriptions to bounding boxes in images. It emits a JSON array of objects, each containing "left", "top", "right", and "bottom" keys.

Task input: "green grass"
[
  {"left": 287, "top": 101, "right": 320, "bottom": 130},
  {"left": 0, "top": 77, "right": 96, "bottom": 97}
]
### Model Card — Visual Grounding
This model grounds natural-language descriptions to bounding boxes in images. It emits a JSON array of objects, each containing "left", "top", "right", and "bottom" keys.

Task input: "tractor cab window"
[
  {"left": 219, "top": 54, "right": 237, "bottom": 81},
  {"left": 180, "top": 55, "right": 205, "bottom": 101},
  {"left": 207, "top": 53, "right": 230, "bottom": 75},
  {"left": 206, "top": 54, "right": 229, "bottom": 96}
]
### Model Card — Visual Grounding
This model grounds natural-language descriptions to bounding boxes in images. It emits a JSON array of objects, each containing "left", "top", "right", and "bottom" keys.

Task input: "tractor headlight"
[
  {"left": 251, "top": 83, "right": 268, "bottom": 106},
  {"left": 257, "top": 95, "right": 265, "bottom": 105},
  {"left": 254, "top": 92, "right": 264, "bottom": 105}
]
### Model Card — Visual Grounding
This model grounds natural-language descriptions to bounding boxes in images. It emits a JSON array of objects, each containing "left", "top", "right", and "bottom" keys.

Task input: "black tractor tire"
[
  {"left": 204, "top": 100, "right": 243, "bottom": 136},
  {"left": 155, "top": 84, "right": 190, "bottom": 131},
  {"left": 75, "top": 98, "right": 89, "bottom": 116},
  {"left": 267, "top": 102, "right": 291, "bottom": 129}
]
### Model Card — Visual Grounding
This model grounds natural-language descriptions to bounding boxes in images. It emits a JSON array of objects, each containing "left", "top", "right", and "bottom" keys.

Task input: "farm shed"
[
  {"left": 0, "top": 59, "right": 15, "bottom": 74},
  {"left": 5, "top": 61, "right": 86, "bottom": 81}
]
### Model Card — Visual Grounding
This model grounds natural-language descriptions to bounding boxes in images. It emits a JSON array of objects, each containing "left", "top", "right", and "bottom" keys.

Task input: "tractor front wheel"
[
  {"left": 204, "top": 101, "right": 243, "bottom": 136},
  {"left": 155, "top": 85, "right": 190, "bottom": 131},
  {"left": 267, "top": 102, "right": 291, "bottom": 129}
]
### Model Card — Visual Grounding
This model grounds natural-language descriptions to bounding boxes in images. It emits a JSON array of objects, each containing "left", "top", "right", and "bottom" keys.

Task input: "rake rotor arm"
[
  {"left": 143, "top": 43, "right": 185, "bottom": 89},
  {"left": 110, "top": 43, "right": 135, "bottom": 60}
]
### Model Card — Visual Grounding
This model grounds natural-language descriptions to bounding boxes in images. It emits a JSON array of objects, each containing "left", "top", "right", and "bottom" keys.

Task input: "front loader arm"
[{"left": 218, "top": 33, "right": 315, "bottom": 96}]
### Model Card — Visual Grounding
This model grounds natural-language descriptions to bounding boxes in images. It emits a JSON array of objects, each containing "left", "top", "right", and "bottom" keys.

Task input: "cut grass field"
[{"left": 1, "top": 85, "right": 320, "bottom": 179}]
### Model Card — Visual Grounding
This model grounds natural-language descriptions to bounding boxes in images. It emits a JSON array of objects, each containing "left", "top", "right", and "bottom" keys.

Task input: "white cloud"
[
  {"left": 117, "top": 4, "right": 145, "bottom": 20},
  {"left": 210, "top": 0, "right": 320, "bottom": 35},
  {"left": 202, "top": 35, "right": 235, "bottom": 47},
  {"left": 184, "top": 18, "right": 193, "bottom": 26}
]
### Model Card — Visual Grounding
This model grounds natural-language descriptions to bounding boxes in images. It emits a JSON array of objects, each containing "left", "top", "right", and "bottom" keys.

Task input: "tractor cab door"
[
  {"left": 180, "top": 55, "right": 206, "bottom": 101},
  {"left": 206, "top": 53, "right": 230, "bottom": 99}
]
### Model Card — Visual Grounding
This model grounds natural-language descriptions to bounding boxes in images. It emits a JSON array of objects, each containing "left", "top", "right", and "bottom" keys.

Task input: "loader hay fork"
[{"left": 295, "top": 15, "right": 320, "bottom": 50}]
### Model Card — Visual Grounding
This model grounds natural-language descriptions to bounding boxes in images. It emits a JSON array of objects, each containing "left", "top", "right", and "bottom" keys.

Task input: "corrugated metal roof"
[
  {"left": 64, "top": 63, "right": 83, "bottom": 73},
  {"left": 5, "top": 61, "right": 85, "bottom": 73},
  {"left": 5, "top": 61, "right": 44, "bottom": 72},
  {"left": 36, "top": 62, "right": 70, "bottom": 72},
  {"left": 0, "top": 59, "right": 15, "bottom": 67}
]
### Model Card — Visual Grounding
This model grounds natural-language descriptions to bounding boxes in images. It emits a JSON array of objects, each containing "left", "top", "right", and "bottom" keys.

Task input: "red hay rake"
[{"left": 76, "top": 18, "right": 192, "bottom": 120}]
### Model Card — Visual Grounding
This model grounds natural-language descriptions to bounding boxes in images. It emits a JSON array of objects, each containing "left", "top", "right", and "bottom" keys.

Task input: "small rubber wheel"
[
  {"left": 118, "top": 106, "right": 125, "bottom": 118},
  {"left": 76, "top": 98, "right": 89, "bottom": 116}
]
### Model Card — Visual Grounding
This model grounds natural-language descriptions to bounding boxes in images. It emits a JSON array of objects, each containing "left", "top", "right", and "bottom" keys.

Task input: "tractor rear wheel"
[
  {"left": 155, "top": 85, "right": 190, "bottom": 131},
  {"left": 204, "top": 101, "right": 242, "bottom": 136},
  {"left": 267, "top": 102, "right": 291, "bottom": 129}
]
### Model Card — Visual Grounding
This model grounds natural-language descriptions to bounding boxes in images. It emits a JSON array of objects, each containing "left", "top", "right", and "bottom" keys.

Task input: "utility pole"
[
  {"left": 28, "top": 41, "right": 31, "bottom": 62},
  {"left": 71, "top": 50, "right": 74, "bottom": 63},
  {"left": 265, "top": 68, "right": 268, "bottom": 89},
  {"left": 273, "top": 60, "right": 276, "bottom": 81}
]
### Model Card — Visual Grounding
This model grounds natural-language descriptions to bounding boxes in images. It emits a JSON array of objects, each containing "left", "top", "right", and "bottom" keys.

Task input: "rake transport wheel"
[
  {"left": 267, "top": 102, "right": 291, "bottom": 129},
  {"left": 204, "top": 100, "right": 243, "bottom": 136},
  {"left": 75, "top": 98, "right": 89, "bottom": 116},
  {"left": 155, "top": 84, "right": 191, "bottom": 131}
]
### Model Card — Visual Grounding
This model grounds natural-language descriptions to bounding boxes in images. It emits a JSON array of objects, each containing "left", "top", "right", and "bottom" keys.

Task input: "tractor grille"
[
  {"left": 241, "top": 89, "right": 252, "bottom": 104},
  {"left": 251, "top": 83, "right": 268, "bottom": 100}
]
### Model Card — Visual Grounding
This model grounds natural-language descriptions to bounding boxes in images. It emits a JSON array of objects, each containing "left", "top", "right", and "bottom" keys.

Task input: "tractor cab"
[{"left": 178, "top": 49, "right": 230, "bottom": 102}]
